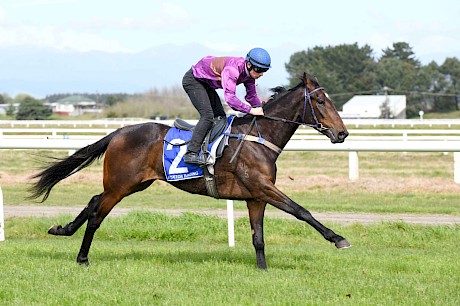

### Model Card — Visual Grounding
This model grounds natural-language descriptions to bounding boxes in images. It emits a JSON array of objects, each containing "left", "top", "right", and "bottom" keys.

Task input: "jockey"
[{"left": 182, "top": 47, "right": 271, "bottom": 165}]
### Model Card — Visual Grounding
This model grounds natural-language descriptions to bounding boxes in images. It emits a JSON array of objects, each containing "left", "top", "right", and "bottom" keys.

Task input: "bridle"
[
  {"left": 262, "top": 86, "right": 329, "bottom": 132},
  {"left": 228, "top": 84, "right": 330, "bottom": 161}
]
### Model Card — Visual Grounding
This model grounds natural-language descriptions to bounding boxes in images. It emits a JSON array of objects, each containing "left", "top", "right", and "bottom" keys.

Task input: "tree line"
[
  {"left": 0, "top": 86, "right": 193, "bottom": 120},
  {"left": 285, "top": 41, "right": 459, "bottom": 117},
  {"left": 2, "top": 41, "right": 459, "bottom": 119},
  {"left": 44, "top": 93, "right": 133, "bottom": 106}
]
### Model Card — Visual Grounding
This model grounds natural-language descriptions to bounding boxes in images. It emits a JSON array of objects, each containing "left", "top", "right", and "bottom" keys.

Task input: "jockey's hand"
[{"left": 249, "top": 107, "right": 264, "bottom": 116}]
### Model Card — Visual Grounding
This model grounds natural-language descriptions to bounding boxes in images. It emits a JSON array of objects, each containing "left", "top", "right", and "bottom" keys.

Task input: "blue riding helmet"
[{"left": 246, "top": 48, "right": 271, "bottom": 69}]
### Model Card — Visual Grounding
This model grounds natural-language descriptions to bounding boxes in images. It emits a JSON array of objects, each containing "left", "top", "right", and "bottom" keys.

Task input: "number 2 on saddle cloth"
[{"left": 163, "top": 116, "right": 234, "bottom": 181}]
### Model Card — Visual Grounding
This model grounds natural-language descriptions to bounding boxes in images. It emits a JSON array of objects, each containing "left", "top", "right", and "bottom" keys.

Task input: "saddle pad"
[
  {"left": 163, "top": 116, "right": 234, "bottom": 181},
  {"left": 163, "top": 128, "right": 203, "bottom": 181}
]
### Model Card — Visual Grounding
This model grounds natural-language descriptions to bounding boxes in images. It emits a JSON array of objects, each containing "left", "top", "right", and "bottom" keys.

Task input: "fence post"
[
  {"left": 349, "top": 151, "right": 359, "bottom": 181},
  {"left": 226, "top": 200, "right": 235, "bottom": 247},
  {"left": 0, "top": 186, "right": 4, "bottom": 241}
]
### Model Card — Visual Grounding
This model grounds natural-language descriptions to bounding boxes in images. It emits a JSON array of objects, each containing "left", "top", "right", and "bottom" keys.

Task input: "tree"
[
  {"left": 380, "top": 42, "right": 421, "bottom": 67},
  {"left": 105, "top": 95, "right": 122, "bottom": 106},
  {"left": 377, "top": 43, "right": 422, "bottom": 117},
  {"left": 376, "top": 57, "right": 418, "bottom": 91},
  {"left": 416, "top": 61, "right": 453, "bottom": 113},
  {"left": 0, "top": 94, "right": 4, "bottom": 104},
  {"left": 6, "top": 103, "right": 15, "bottom": 116},
  {"left": 440, "top": 57, "right": 460, "bottom": 110},
  {"left": 379, "top": 96, "right": 393, "bottom": 119},
  {"left": 285, "top": 43, "right": 378, "bottom": 109},
  {"left": 16, "top": 96, "right": 52, "bottom": 120},
  {"left": 1, "top": 92, "right": 13, "bottom": 104}
]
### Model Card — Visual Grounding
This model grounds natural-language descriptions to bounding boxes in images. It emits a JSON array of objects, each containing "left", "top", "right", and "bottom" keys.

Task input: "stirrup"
[{"left": 184, "top": 152, "right": 207, "bottom": 166}]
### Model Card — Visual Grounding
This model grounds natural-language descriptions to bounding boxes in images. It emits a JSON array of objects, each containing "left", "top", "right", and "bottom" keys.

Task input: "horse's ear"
[{"left": 302, "top": 72, "right": 308, "bottom": 86}]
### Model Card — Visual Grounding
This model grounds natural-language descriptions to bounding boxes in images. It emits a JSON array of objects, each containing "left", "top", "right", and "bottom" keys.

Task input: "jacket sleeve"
[
  {"left": 244, "top": 80, "right": 262, "bottom": 107},
  {"left": 221, "top": 66, "right": 252, "bottom": 113}
]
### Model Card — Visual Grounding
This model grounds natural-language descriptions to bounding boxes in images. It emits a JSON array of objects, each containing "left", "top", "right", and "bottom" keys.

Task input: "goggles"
[{"left": 252, "top": 66, "right": 269, "bottom": 73}]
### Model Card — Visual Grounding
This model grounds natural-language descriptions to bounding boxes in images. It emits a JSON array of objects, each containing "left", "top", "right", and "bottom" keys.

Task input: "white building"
[
  {"left": 50, "top": 95, "right": 102, "bottom": 116},
  {"left": 341, "top": 95, "right": 406, "bottom": 119}
]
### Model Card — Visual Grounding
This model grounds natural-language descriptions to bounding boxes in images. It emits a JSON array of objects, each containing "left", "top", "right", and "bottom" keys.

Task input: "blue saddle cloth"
[{"left": 163, "top": 116, "right": 233, "bottom": 181}]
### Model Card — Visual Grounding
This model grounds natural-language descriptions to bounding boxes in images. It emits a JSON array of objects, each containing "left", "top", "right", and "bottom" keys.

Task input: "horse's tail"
[{"left": 28, "top": 129, "right": 122, "bottom": 202}]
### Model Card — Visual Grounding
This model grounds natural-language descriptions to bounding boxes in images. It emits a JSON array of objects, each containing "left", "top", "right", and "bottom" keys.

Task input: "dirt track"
[{"left": 4, "top": 205, "right": 460, "bottom": 225}]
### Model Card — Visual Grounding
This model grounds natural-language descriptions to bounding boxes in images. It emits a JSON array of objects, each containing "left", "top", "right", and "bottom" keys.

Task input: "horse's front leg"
[
  {"left": 260, "top": 184, "right": 351, "bottom": 249},
  {"left": 246, "top": 200, "right": 267, "bottom": 270}
]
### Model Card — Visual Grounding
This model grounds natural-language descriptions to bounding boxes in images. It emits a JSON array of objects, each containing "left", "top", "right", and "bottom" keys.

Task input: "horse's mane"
[
  {"left": 264, "top": 79, "right": 304, "bottom": 106},
  {"left": 265, "top": 73, "right": 320, "bottom": 106},
  {"left": 266, "top": 86, "right": 288, "bottom": 103}
]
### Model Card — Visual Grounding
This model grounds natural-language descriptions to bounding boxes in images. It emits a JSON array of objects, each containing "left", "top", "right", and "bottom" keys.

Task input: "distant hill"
[
  {"left": 2, "top": 43, "right": 456, "bottom": 99},
  {"left": 0, "top": 43, "right": 292, "bottom": 98}
]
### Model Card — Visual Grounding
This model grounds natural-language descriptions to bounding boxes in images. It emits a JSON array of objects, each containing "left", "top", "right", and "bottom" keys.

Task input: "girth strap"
[
  {"left": 240, "top": 135, "right": 282, "bottom": 154},
  {"left": 227, "top": 133, "right": 282, "bottom": 155},
  {"left": 203, "top": 167, "right": 219, "bottom": 199},
  {"left": 202, "top": 134, "right": 281, "bottom": 199}
]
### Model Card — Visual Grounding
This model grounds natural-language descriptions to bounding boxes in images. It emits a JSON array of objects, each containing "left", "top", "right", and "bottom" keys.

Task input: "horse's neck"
[
  {"left": 258, "top": 89, "right": 304, "bottom": 148},
  {"left": 257, "top": 118, "right": 299, "bottom": 149},
  {"left": 267, "top": 87, "right": 305, "bottom": 122},
  {"left": 232, "top": 115, "right": 297, "bottom": 148}
]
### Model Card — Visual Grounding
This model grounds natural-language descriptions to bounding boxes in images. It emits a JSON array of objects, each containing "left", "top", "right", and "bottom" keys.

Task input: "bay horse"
[{"left": 29, "top": 72, "right": 350, "bottom": 269}]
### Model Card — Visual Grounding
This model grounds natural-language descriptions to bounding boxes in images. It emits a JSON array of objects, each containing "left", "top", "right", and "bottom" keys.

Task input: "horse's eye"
[{"left": 316, "top": 98, "right": 325, "bottom": 105}]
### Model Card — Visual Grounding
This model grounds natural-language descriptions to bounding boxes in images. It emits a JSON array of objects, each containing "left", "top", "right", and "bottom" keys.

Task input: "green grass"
[
  {"left": 2, "top": 150, "right": 459, "bottom": 215},
  {"left": 4, "top": 183, "right": 459, "bottom": 215},
  {"left": 286, "top": 191, "right": 460, "bottom": 214},
  {"left": 1, "top": 213, "right": 459, "bottom": 305},
  {"left": 423, "top": 110, "right": 460, "bottom": 119}
]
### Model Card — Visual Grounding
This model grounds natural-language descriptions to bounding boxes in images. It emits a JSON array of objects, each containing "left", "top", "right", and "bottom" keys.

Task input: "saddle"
[
  {"left": 172, "top": 116, "right": 229, "bottom": 199},
  {"left": 174, "top": 116, "right": 228, "bottom": 158}
]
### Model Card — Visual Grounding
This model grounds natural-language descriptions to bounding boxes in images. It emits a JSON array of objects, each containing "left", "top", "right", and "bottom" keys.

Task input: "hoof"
[
  {"left": 257, "top": 263, "right": 268, "bottom": 270},
  {"left": 48, "top": 225, "right": 65, "bottom": 236},
  {"left": 77, "top": 257, "right": 89, "bottom": 267},
  {"left": 335, "top": 238, "right": 352, "bottom": 249}
]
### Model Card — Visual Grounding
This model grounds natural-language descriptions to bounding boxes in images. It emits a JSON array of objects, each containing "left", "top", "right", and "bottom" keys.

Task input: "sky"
[
  {"left": 1, "top": 0, "right": 460, "bottom": 58},
  {"left": 1, "top": 0, "right": 460, "bottom": 96}
]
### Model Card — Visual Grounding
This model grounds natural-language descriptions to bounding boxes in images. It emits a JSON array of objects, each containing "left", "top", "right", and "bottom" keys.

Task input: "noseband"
[{"left": 263, "top": 86, "right": 329, "bottom": 131}]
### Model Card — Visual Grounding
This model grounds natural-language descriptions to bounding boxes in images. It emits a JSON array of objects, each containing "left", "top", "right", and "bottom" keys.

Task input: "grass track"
[
  {"left": 3, "top": 183, "right": 459, "bottom": 215},
  {"left": 1, "top": 213, "right": 459, "bottom": 305},
  {"left": 1, "top": 149, "right": 459, "bottom": 304}
]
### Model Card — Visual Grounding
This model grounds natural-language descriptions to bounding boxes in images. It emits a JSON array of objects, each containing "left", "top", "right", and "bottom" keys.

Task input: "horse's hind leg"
[
  {"left": 246, "top": 200, "right": 267, "bottom": 270},
  {"left": 75, "top": 178, "right": 156, "bottom": 265},
  {"left": 76, "top": 191, "right": 121, "bottom": 265},
  {"left": 48, "top": 194, "right": 102, "bottom": 236}
]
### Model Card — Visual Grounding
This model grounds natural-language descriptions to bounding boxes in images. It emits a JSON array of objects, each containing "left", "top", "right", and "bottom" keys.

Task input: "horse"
[{"left": 28, "top": 72, "right": 350, "bottom": 270}]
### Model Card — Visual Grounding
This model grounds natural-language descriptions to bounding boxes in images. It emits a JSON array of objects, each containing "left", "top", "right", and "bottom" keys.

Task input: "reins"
[
  {"left": 229, "top": 117, "right": 256, "bottom": 163},
  {"left": 262, "top": 86, "right": 329, "bottom": 132},
  {"left": 227, "top": 84, "right": 328, "bottom": 162}
]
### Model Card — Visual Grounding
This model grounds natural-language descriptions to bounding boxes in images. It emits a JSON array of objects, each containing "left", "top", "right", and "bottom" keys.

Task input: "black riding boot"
[{"left": 184, "top": 151, "right": 207, "bottom": 165}]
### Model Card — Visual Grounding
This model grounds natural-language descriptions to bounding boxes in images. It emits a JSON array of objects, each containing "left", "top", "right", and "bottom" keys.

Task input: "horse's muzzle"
[
  {"left": 337, "top": 130, "right": 348, "bottom": 142},
  {"left": 328, "top": 130, "right": 348, "bottom": 143}
]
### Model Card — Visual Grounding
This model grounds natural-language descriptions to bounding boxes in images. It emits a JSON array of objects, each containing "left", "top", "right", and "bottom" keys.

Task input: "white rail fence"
[
  {"left": 1, "top": 118, "right": 460, "bottom": 128},
  {"left": 1, "top": 137, "right": 459, "bottom": 183},
  {"left": 2, "top": 128, "right": 460, "bottom": 142}
]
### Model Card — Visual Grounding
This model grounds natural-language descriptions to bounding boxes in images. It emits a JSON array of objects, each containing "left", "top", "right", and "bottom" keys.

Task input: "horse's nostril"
[{"left": 338, "top": 131, "right": 348, "bottom": 140}]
